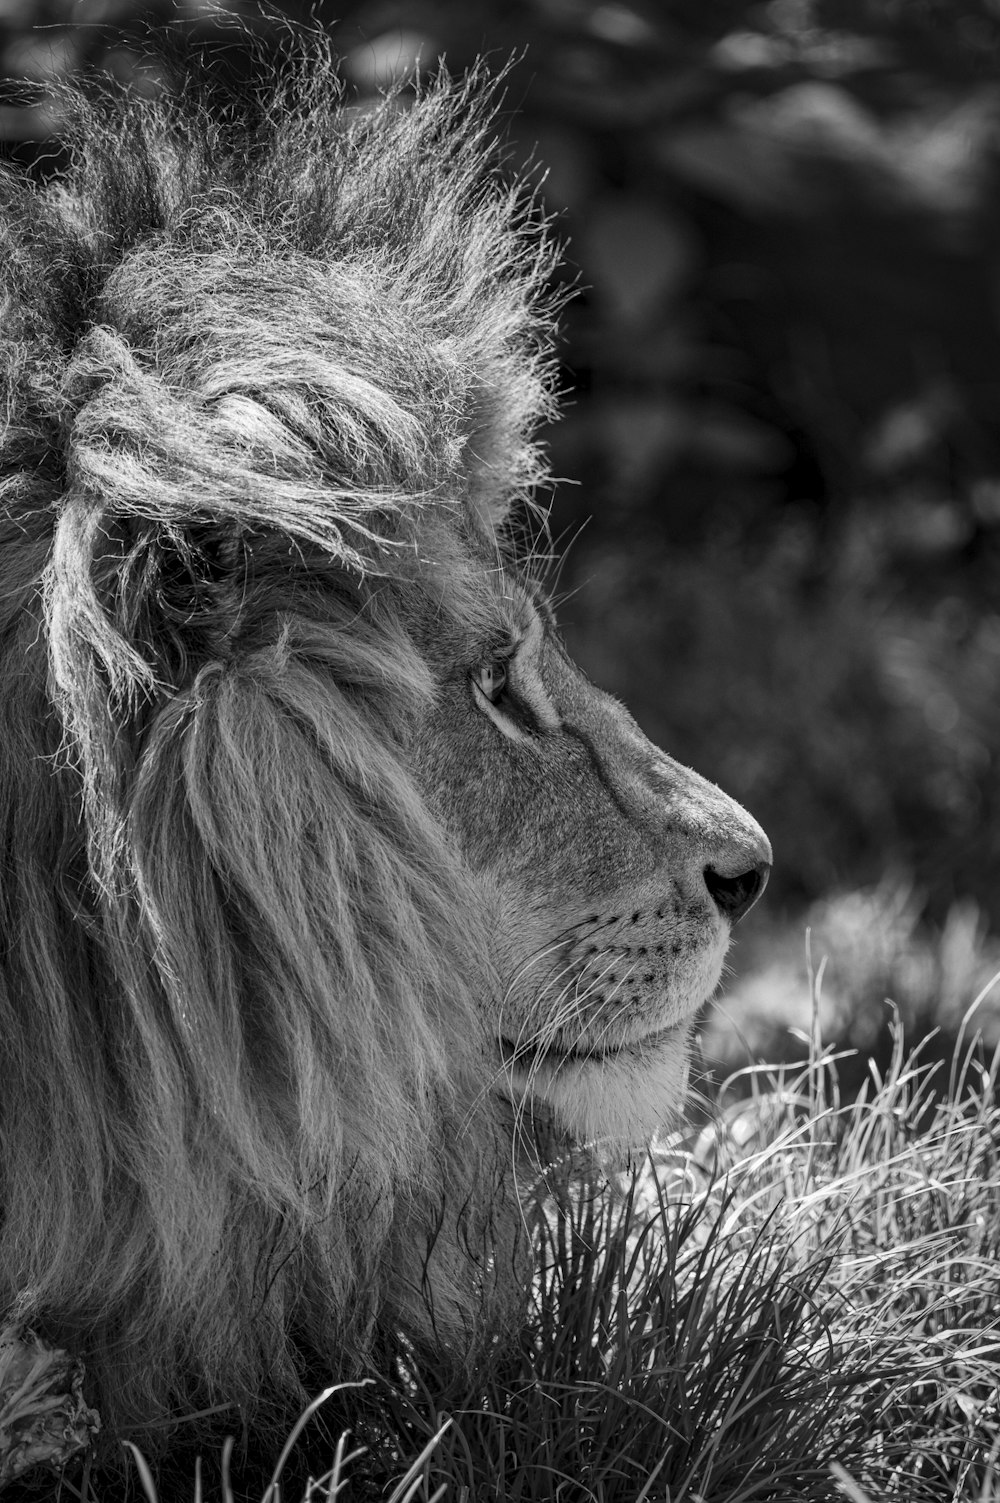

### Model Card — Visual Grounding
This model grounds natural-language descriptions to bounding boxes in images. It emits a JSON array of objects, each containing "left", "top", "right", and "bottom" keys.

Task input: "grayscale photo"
[{"left": 1, "top": 3, "right": 998, "bottom": 1498}]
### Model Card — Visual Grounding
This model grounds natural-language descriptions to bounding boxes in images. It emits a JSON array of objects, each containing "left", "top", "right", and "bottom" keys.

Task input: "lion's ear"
[
  {"left": 449, "top": 241, "right": 559, "bottom": 542},
  {"left": 458, "top": 352, "right": 558, "bottom": 540},
  {"left": 460, "top": 387, "right": 522, "bottom": 534}
]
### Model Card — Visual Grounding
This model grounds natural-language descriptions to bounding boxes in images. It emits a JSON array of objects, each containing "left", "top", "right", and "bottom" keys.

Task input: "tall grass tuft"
[{"left": 344, "top": 982, "right": 1000, "bottom": 1502}]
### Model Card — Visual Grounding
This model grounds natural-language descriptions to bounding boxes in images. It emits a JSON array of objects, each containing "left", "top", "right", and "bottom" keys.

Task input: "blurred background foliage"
[{"left": 4, "top": 0, "right": 1000, "bottom": 1075}]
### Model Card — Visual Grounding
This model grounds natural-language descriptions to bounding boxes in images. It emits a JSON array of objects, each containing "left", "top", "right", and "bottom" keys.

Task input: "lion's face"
[{"left": 411, "top": 552, "right": 771, "bottom": 1151}]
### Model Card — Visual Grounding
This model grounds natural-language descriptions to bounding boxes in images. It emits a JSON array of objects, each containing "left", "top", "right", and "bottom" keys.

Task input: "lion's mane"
[{"left": 0, "top": 54, "right": 556, "bottom": 1444}]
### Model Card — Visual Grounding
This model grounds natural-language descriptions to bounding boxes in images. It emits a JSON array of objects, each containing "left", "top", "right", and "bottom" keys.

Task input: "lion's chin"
[{"left": 501, "top": 1020, "right": 695, "bottom": 1151}]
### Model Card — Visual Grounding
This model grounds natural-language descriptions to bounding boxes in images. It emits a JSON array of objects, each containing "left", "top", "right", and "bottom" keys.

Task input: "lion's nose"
[{"left": 703, "top": 861, "right": 770, "bottom": 924}]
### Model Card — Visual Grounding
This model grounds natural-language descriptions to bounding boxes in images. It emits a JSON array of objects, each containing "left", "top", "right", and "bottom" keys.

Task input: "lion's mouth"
[{"left": 499, "top": 1022, "right": 686, "bottom": 1069}]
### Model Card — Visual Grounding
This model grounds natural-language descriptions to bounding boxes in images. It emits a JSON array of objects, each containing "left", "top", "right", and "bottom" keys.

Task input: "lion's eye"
[{"left": 473, "top": 661, "right": 508, "bottom": 704}]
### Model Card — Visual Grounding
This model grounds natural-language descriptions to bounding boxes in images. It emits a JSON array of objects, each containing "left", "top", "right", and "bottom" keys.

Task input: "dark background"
[{"left": 6, "top": 0, "right": 1000, "bottom": 1074}]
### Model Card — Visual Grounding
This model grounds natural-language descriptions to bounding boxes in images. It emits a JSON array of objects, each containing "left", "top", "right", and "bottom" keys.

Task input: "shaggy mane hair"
[{"left": 0, "top": 51, "right": 557, "bottom": 1448}]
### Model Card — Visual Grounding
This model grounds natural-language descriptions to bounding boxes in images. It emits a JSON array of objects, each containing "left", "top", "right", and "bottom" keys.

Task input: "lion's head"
[{"left": 0, "top": 54, "right": 769, "bottom": 1455}]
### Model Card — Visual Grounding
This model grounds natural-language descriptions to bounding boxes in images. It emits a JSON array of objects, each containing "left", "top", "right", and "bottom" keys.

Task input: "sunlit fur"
[{"left": 0, "top": 55, "right": 558, "bottom": 1448}]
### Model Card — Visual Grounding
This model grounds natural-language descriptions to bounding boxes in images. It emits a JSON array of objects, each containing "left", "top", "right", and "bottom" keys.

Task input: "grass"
[{"left": 44, "top": 970, "right": 1000, "bottom": 1502}]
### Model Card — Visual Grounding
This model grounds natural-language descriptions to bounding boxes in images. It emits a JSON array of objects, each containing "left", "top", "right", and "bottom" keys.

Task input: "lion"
[{"left": 0, "top": 50, "right": 770, "bottom": 1466}]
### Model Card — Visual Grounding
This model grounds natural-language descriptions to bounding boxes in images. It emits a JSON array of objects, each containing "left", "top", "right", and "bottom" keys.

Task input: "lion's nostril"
[{"left": 703, "top": 862, "right": 770, "bottom": 924}]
